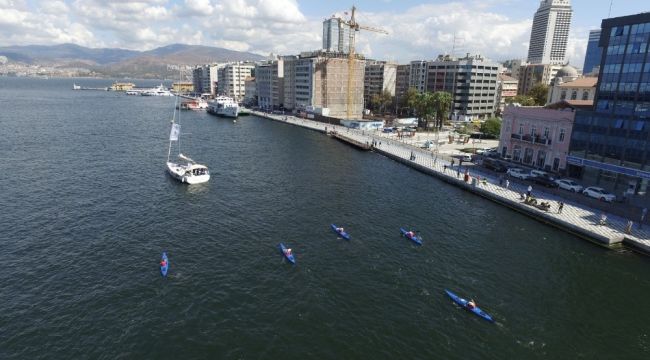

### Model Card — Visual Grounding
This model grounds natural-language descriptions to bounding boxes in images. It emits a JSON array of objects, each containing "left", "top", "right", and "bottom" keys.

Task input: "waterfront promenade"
[{"left": 250, "top": 110, "right": 650, "bottom": 255}]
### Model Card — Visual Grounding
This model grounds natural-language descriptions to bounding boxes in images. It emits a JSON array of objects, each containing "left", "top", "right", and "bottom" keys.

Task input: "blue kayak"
[
  {"left": 444, "top": 289, "right": 494, "bottom": 323},
  {"left": 160, "top": 252, "right": 169, "bottom": 277},
  {"left": 279, "top": 243, "right": 295, "bottom": 264},
  {"left": 330, "top": 223, "right": 351, "bottom": 240},
  {"left": 400, "top": 228, "right": 422, "bottom": 245}
]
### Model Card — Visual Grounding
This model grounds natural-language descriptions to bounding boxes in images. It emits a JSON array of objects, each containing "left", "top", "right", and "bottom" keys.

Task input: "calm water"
[{"left": 1, "top": 77, "right": 649, "bottom": 359}]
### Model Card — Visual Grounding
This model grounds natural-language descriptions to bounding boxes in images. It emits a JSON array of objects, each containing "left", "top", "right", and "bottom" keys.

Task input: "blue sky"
[{"left": 0, "top": 0, "right": 648, "bottom": 67}]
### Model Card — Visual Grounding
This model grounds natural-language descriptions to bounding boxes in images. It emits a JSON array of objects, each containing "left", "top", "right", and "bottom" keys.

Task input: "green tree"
[
  {"left": 527, "top": 83, "right": 549, "bottom": 106},
  {"left": 414, "top": 92, "right": 436, "bottom": 130},
  {"left": 507, "top": 95, "right": 536, "bottom": 106},
  {"left": 480, "top": 117, "right": 502, "bottom": 138},
  {"left": 432, "top": 91, "right": 452, "bottom": 130},
  {"left": 402, "top": 87, "right": 419, "bottom": 116}
]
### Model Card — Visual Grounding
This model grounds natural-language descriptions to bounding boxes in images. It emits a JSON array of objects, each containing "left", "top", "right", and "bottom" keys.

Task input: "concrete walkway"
[{"left": 250, "top": 111, "right": 650, "bottom": 255}]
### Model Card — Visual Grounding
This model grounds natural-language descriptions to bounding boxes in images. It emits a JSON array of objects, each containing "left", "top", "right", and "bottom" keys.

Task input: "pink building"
[{"left": 499, "top": 104, "right": 576, "bottom": 173}]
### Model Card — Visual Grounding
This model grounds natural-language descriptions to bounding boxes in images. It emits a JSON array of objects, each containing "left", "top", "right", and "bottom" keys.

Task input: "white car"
[
  {"left": 530, "top": 170, "right": 551, "bottom": 178},
  {"left": 555, "top": 179, "right": 584, "bottom": 192},
  {"left": 582, "top": 186, "right": 616, "bottom": 202},
  {"left": 507, "top": 168, "right": 532, "bottom": 179}
]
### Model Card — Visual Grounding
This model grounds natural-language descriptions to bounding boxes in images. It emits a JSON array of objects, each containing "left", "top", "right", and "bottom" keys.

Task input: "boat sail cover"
[
  {"left": 169, "top": 123, "right": 180, "bottom": 141},
  {"left": 178, "top": 153, "right": 195, "bottom": 163}
]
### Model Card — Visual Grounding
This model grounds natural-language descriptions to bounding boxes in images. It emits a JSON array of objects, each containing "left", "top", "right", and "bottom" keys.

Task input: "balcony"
[{"left": 511, "top": 133, "right": 552, "bottom": 145}]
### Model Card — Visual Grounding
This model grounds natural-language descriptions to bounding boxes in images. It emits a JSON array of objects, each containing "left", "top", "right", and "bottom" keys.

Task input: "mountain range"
[{"left": 0, "top": 43, "right": 267, "bottom": 78}]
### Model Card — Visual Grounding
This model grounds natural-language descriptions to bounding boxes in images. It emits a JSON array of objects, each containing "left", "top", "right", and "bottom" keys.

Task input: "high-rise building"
[
  {"left": 395, "top": 64, "right": 411, "bottom": 114},
  {"left": 363, "top": 61, "right": 397, "bottom": 110},
  {"left": 517, "top": 63, "right": 564, "bottom": 95},
  {"left": 323, "top": 17, "right": 351, "bottom": 54},
  {"left": 583, "top": 29, "right": 603, "bottom": 75},
  {"left": 284, "top": 50, "right": 365, "bottom": 119},
  {"left": 218, "top": 62, "right": 255, "bottom": 101},
  {"left": 527, "top": 0, "right": 573, "bottom": 65},
  {"left": 408, "top": 60, "right": 428, "bottom": 93},
  {"left": 255, "top": 59, "right": 284, "bottom": 110},
  {"left": 568, "top": 13, "right": 650, "bottom": 205},
  {"left": 425, "top": 54, "right": 501, "bottom": 120}
]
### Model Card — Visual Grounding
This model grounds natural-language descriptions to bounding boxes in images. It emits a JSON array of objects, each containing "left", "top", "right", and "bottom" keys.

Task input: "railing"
[{"left": 511, "top": 133, "right": 552, "bottom": 145}]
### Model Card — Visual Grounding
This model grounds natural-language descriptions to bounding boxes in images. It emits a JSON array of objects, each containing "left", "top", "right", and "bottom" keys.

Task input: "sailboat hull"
[{"left": 166, "top": 162, "right": 210, "bottom": 184}]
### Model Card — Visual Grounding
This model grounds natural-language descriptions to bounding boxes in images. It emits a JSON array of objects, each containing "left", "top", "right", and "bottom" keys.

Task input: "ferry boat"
[
  {"left": 178, "top": 98, "right": 208, "bottom": 110},
  {"left": 207, "top": 96, "right": 239, "bottom": 118}
]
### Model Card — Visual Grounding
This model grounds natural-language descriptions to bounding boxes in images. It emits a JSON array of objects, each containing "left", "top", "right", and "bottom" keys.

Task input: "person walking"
[
  {"left": 599, "top": 213, "right": 607, "bottom": 226},
  {"left": 444, "top": 164, "right": 448, "bottom": 172},
  {"left": 527, "top": 185, "right": 532, "bottom": 197},
  {"left": 505, "top": 179, "right": 510, "bottom": 189},
  {"left": 626, "top": 220, "right": 634, "bottom": 234},
  {"left": 558, "top": 201, "right": 564, "bottom": 214},
  {"left": 640, "top": 207, "right": 647, "bottom": 229}
]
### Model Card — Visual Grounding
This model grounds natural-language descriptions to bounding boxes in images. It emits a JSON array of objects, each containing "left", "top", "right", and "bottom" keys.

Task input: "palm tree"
[{"left": 432, "top": 91, "right": 452, "bottom": 130}]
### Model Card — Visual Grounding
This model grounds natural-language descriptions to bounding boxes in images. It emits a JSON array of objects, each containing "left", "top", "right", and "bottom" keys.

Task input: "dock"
[{"left": 249, "top": 110, "right": 650, "bottom": 254}]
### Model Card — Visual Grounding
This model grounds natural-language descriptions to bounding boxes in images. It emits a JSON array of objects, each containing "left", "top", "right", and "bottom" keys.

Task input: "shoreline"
[{"left": 249, "top": 110, "right": 650, "bottom": 256}]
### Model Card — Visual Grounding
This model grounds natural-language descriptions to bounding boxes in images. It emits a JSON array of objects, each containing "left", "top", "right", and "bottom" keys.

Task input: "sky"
[{"left": 0, "top": 0, "right": 648, "bottom": 68}]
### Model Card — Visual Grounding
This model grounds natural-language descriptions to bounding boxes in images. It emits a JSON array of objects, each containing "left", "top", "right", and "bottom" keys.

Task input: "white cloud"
[{"left": 0, "top": 0, "right": 589, "bottom": 67}]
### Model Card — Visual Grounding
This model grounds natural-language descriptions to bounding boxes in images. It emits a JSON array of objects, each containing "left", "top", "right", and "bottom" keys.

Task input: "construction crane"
[{"left": 339, "top": 6, "right": 388, "bottom": 119}]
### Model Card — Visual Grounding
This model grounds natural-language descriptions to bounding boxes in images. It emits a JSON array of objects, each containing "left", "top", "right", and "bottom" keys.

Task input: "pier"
[{"left": 250, "top": 110, "right": 650, "bottom": 255}]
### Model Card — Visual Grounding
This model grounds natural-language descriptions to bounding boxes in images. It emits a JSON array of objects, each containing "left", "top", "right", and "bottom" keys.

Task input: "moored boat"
[
  {"left": 400, "top": 228, "right": 422, "bottom": 245},
  {"left": 207, "top": 95, "right": 239, "bottom": 118},
  {"left": 330, "top": 224, "right": 351, "bottom": 240},
  {"left": 444, "top": 289, "right": 494, "bottom": 323}
]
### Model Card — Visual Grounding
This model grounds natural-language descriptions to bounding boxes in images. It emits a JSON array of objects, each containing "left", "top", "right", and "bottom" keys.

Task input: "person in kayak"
[
  {"left": 337, "top": 227, "right": 344, "bottom": 233},
  {"left": 407, "top": 231, "right": 415, "bottom": 238},
  {"left": 467, "top": 299, "right": 476, "bottom": 309},
  {"left": 286, "top": 248, "right": 292, "bottom": 255},
  {"left": 160, "top": 259, "right": 167, "bottom": 267}
]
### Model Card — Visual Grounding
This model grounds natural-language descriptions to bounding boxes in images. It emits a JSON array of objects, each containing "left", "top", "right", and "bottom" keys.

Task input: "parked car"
[
  {"left": 530, "top": 169, "right": 551, "bottom": 178},
  {"left": 507, "top": 168, "right": 532, "bottom": 179},
  {"left": 582, "top": 187, "right": 616, "bottom": 202},
  {"left": 482, "top": 158, "right": 508, "bottom": 172},
  {"left": 532, "top": 175, "right": 559, "bottom": 188},
  {"left": 555, "top": 179, "right": 584, "bottom": 192},
  {"left": 455, "top": 154, "right": 472, "bottom": 162},
  {"left": 485, "top": 149, "right": 500, "bottom": 158}
]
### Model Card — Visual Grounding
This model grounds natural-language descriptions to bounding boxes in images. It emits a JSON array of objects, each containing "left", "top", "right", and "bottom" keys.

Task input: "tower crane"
[{"left": 338, "top": 6, "right": 388, "bottom": 119}]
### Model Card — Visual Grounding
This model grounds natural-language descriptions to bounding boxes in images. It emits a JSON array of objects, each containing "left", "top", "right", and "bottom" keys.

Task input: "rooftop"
[{"left": 557, "top": 77, "right": 597, "bottom": 88}]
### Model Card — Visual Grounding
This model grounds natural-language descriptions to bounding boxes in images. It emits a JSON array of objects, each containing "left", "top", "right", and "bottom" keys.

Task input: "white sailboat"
[{"left": 166, "top": 88, "right": 210, "bottom": 184}]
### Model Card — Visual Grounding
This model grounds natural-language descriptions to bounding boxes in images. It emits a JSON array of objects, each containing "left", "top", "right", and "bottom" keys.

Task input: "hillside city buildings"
[{"left": 527, "top": 0, "right": 573, "bottom": 65}]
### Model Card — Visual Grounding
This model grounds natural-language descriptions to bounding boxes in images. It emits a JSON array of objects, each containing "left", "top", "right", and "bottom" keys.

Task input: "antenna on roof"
[{"left": 608, "top": 0, "right": 613, "bottom": 18}]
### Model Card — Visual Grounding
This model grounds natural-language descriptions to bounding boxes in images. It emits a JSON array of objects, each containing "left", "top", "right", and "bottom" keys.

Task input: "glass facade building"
[
  {"left": 568, "top": 13, "right": 650, "bottom": 206},
  {"left": 582, "top": 29, "right": 602, "bottom": 75}
]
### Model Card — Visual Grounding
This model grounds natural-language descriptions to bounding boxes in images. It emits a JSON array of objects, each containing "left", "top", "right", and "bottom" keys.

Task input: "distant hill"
[{"left": 0, "top": 43, "right": 267, "bottom": 78}]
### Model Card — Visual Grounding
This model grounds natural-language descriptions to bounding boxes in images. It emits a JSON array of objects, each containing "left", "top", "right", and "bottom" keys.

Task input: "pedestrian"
[
  {"left": 599, "top": 213, "right": 607, "bottom": 226},
  {"left": 527, "top": 185, "right": 532, "bottom": 197},
  {"left": 456, "top": 166, "right": 460, "bottom": 178},
  {"left": 451, "top": 159, "right": 455, "bottom": 168},
  {"left": 626, "top": 220, "right": 633, "bottom": 234},
  {"left": 558, "top": 201, "right": 564, "bottom": 214},
  {"left": 505, "top": 179, "right": 510, "bottom": 189},
  {"left": 464, "top": 169, "right": 470, "bottom": 183},
  {"left": 641, "top": 207, "right": 647, "bottom": 229},
  {"left": 444, "top": 164, "right": 448, "bottom": 172}
]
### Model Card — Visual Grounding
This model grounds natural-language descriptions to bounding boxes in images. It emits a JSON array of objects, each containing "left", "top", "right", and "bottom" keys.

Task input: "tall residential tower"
[{"left": 527, "top": 0, "right": 573, "bottom": 65}]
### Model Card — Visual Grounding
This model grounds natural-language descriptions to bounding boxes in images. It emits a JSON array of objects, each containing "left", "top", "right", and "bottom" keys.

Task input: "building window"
[
  {"left": 560, "top": 90, "right": 567, "bottom": 100},
  {"left": 523, "top": 148, "right": 534, "bottom": 164},
  {"left": 513, "top": 145, "right": 521, "bottom": 162},
  {"left": 536, "top": 150, "right": 546, "bottom": 168},
  {"left": 582, "top": 91, "right": 589, "bottom": 100},
  {"left": 531, "top": 126, "right": 536, "bottom": 137},
  {"left": 559, "top": 129, "right": 565, "bottom": 142},
  {"left": 570, "top": 90, "right": 577, "bottom": 100},
  {"left": 518, "top": 124, "right": 523, "bottom": 135},
  {"left": 544, "top": 127, "right": 550, "bottom": 139},
  {"left": 553, "top": 158, "right": 560, "bottom": 171}
]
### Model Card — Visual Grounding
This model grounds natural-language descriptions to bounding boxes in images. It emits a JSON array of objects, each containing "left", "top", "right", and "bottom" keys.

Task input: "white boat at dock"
[
  {"left": 141, "top": 84, "right": 173, "bottom": 96},
  {"left": 178, "top": 98, "right": 208, "bottom": 110},
  {"left": 207, "top": 95, "right": 239, "bottom": 118}
]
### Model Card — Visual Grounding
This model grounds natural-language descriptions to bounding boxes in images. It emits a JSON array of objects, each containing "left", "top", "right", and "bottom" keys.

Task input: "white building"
[
  {"left": 323, "top": 17, "right": 351, "bottom": 53},
  {"left": 527, "top": 0, "right": 573, "bottom": 65},
  {"left": 218, "top": 62, "right": 255, "bottom": 102}
]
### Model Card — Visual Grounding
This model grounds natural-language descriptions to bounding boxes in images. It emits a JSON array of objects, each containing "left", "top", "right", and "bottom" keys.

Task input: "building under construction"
[{"left": 283, "top": 50, "right": 365, "bottom": 119}]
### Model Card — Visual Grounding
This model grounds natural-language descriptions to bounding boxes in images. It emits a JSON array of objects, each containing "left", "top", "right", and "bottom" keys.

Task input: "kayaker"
[
  {"left": 337, "top": 227, "right": 344, "bottom": 233},
  {"left": 287, "top": 248, "right": 292, "bottom": 255},
  {"left": 467, "top": 299, "right": 476, "bottom": 309},
  {"left": 407, "top": 231, "right": 415, "bottom": 238},
  {"left": 160, "top": 259, "right": 167, "bottom": 267}
]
